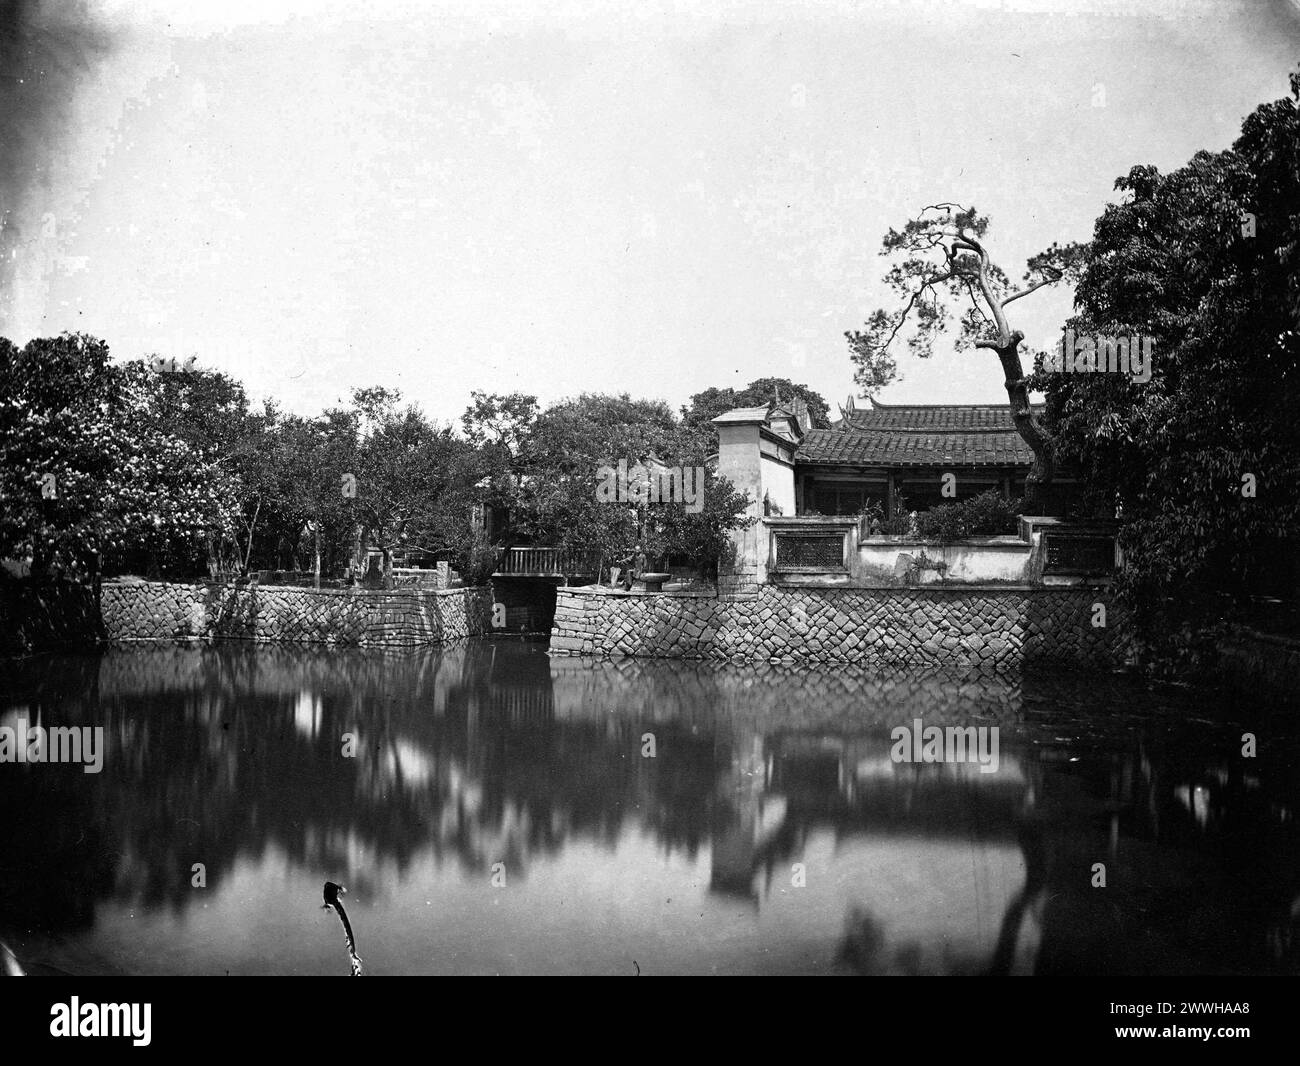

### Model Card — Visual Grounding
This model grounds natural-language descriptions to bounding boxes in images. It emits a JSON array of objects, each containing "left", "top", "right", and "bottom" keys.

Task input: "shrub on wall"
[
  {"left": 461, "top": 537, "right": 500, "bottom": 587},
  {"left": 877, "top": 511, "right": 914, "bottom": 536},
  {"left": 861, "top": 496, "right": 915, "bottom": 536},
  {"left": 915, "top": 490, "right": 1020, "bottom": 541}
]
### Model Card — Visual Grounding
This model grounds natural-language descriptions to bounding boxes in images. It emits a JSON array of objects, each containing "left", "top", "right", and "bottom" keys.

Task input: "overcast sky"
[{"left": 3, "top": 0, "right": 1299, "bottom": 423}]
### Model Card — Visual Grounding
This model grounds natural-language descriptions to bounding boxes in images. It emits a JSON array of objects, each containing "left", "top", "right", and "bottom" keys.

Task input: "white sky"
[{"left": 10, "top": 0, "right": 1300, "bottom": 421}]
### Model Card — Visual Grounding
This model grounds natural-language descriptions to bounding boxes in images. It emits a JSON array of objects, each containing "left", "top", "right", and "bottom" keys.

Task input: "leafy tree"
[
  {"left": 507, "top": 393, "right": 671, "bottom": 557},
  {"left": 521, "top": 393, "right": 685, "bottom": 471},
  {"left": 682, "top": 377, "right": 832, "bottom": 433},
  {"left": 272, "top": 410, "right": 359, "bottom": 583},
  {"left": 342, "top": 389, "right": 484, "bottom": 581},
  {"left": 0, "top": 334, "right": 234, "bottom": 581},
  {"left": 846, "top": 204, "right": 1080, "bottom": 510},
  {"left": 457, "top": 391, "right": 538, "bottom": 553},
  {"left": 407, "top": 431, "right": 500, "bottom": 578},
  {"left": 644, "top": 473, "right": 755, "bottom": 580},
  {"left": 1041, "top": 68, "right": 1300, "bottom": 646},
  {"left": 506, "top": 393, "right": 753, "bottom": 577},
  {"left": 130, "top": 362, "right": 280, "bottom": 576},
  {"left": 461, "top": 390, "right": 538, "bottom": 454}
]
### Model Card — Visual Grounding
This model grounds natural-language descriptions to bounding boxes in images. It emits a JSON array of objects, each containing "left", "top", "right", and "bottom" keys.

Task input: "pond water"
[{"left": 1, "top": 639, "right": 1297, "bottom": 976}]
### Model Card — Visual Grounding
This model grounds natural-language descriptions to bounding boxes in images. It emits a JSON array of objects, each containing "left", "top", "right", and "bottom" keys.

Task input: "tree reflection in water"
[{"left": 0, "top": 639, "right": 1296, "bottom": 975}]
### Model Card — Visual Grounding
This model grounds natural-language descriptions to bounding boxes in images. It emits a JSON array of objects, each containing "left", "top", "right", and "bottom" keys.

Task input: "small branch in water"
[{"left": 323, "top": 881, "right": 364, "bottom": 976}]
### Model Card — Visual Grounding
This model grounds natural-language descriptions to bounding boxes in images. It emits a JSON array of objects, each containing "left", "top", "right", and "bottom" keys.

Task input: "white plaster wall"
[
  {"left": 856, "top": 537, "right": 1033, "bottom": 584},
  {"left": 715, "top": 423, "right": 766, "bottom": 585},
  {"left": 760, "top": 452, "right": 796, "bottom": 516}
]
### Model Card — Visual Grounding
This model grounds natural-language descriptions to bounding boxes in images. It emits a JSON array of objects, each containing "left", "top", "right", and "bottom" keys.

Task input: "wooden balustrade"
[{"left": 493, "top": 546, "right": 603, "bottom": 577}]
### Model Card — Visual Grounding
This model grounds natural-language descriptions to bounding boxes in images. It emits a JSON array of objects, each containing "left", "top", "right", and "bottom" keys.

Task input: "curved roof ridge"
[
  {"left": 867, "top": 397, "right": 1044, "bottom": 410},
  {"left": 855, "top": 425, "right": 1031, "bottom": 434}
]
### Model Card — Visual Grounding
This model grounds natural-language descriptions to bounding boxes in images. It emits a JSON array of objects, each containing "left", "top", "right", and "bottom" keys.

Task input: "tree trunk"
[
  {"left": 314, "top": 523, "right": 321, "bottom": 589},
  {"left": 993, "top": 335, "right": 1055, "bottom": 514},
  {"left": 90, "top": 548, "right": 102, "bottom": 615},
  {"left": 242, "top": 497, "right": 262, "bottom": 574},
  {"left": 953, "top": 229, "right": 1060, "bottom": 516}
]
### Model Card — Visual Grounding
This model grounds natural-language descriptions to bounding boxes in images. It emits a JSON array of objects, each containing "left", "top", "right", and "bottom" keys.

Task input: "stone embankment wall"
[
  {"left": 550, "top": 585, "right": 1129, "bottom": 669},
  {"left": 100, "top": 580, "right": 492, "bottom": 647}
]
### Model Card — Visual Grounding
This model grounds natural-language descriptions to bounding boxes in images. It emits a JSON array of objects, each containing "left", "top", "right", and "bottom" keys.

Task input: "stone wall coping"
[
  {"left": 562, "top": 582, "right": 1104, "bottom": 597},
  {"left": 102, "top": 579, "right": 485, "bottom": 599},
  {"left": 773, "top": 582, "right": 1095, "bottom": 593},
  {"left": 763, "top": 522, "right": 1031, "bottom": 548},
  {"left": 857, "top": 536, "right": 1029, "bottom": 550},
  {"left": 1019, "top": 515, "right": 1120, "bottom": 533},
  {"left": 561, "top": 586, "right": 719, "bottom": 600},
  {"left": 765, "top": 516, "right": 857, "bottom": 527}
]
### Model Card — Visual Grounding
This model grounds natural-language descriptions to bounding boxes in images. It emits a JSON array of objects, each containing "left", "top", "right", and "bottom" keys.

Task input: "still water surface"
[{"left": 1, "top": 639, "right": 1297, "bottom": 975}]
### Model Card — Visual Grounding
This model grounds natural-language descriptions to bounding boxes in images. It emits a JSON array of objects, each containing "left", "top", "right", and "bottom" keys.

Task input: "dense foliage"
[
  {"left": 0, "top": 334, "right": 234, "bottom": 580},
  {"left": 502, "top": 392, "right": 753, "bottom": 578},
  {"left": 914, "top": 490, "right": 1021, "bottom": 541},
  {"left": 2, "top": 348, "right": 755, "bottom": 585},
  {"left": 681, "top": 377, "right": 832, "bottom": 434},
  {"left": 1038, "top": 67, "right": 1300, "bottom": 648}
]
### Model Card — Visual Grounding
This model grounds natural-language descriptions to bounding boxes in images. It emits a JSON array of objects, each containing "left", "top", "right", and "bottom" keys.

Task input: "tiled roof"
[
  {"left": 842, "top": 400, "right": 1044, "bottom": 431},
  {"left": 801, "top": 401, "right": 1041, "bottom": 468},
  {"left": 711, "top": 405, "right": 770, "bottom": 425}
]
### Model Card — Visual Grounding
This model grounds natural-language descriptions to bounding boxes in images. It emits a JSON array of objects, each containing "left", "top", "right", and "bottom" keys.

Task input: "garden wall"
[
  {"left": 763, "top": 515, "right": 1119, "bottom": 589},
  {"left": 550, "top": 584, "right": 1129, "bottom": 670},
  {"left": 100, "top": 580, "right": 492, "bottom": 647}
]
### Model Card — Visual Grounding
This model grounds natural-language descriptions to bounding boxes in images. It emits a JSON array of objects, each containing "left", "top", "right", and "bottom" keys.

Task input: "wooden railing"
[{"left": 493, "top": 546, "right": 603, "bottom": 577}]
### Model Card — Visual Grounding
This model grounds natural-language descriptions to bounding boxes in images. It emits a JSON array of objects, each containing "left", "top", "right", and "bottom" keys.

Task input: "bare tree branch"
[
  {"left": 963, "top": 281, "right": 990, "bottom": 323},
  {"left": 872, "top": 269, "right": 957, "bottom": 351},
  {"left": 920, "top": 202, "right": 968, "bottom": 216},
  {"left": 1002, "top": 267, "right": 1063, "bottom": 307}
]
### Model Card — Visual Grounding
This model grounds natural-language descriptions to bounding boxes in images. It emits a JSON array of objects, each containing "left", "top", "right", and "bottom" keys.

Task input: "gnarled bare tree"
[{"left": 846, "top": 204, "right": 1080, "bottom": 512}]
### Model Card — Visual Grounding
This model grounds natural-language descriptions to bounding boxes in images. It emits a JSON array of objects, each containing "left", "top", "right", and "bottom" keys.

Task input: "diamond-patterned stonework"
[
  {"left": 550, "top": 585, "right": 1129, "bottom": 668},
  {"left": 100, "top": 580, "right": 492, "bottom": 647}
]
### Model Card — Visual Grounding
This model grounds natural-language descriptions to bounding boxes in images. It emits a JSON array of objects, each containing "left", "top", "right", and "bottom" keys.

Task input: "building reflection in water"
[{"left": 0, "top": 639, "right": 1296, "bottom": 975}]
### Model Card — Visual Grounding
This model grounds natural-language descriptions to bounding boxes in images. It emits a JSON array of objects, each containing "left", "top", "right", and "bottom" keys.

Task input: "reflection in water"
[{"left": 0, "top": 639, "right": 1296, "bottom": 975}]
